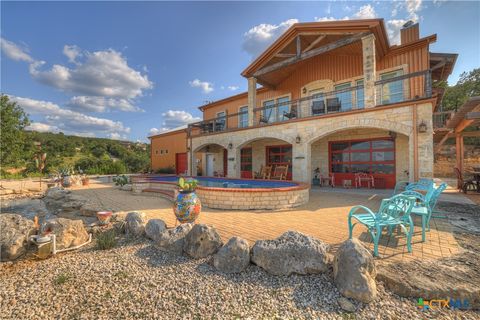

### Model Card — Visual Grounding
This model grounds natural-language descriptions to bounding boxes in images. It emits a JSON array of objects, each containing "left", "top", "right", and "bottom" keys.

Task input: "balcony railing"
[
  {"left": 433, "top": 110, "right": 454, "bottom": 129},
  {"left": 188, "top": 70, "right": 432, "bottom": 137}
]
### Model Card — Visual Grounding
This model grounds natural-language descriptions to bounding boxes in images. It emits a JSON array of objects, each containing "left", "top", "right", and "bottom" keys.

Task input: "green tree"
[
  {"left": 442, "top": 68, "right": 480, "bottom": 111},
  {"left": 0, "top": 95, "right": 31, "bottom": 167}
]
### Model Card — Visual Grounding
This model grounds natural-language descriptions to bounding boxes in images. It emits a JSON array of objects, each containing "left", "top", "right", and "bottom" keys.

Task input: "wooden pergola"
[{"left": 434, "top": 96, "right": 480, "bottom": 173}]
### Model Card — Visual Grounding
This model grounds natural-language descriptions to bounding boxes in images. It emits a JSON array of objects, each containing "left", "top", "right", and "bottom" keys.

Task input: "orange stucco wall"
[{"left": 150, "top": 130, "right": 187, "bottom": 171}]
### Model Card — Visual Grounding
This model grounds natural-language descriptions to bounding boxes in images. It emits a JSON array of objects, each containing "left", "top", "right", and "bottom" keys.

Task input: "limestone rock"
[
  {"left": 338, "top": 297, "right": 356, "bottom": 313},
  {"left": 125, "top": 211, "right": 147, "bottom": 237},
  {"left": 145, "top": 219, "right": 167, "bottom": 241},
  {"left": 156, "top": 223, "right": 193, "bottom": 254},
  {"left": 213, "top": 236, "right": 250, "bottom": 273},
  {"left": 251, "top": 230, "right": 330, "bottom": 276},
  {"left": 0, "top": 214, "right": 35, "bottom": 261},
  {"left": 183, "top": 224, "right": 223, "bottom": 259},
  {"left": 41, "top": 218, "right": 89, "bottom": 250},
  {"left": 79, "top": 202, "right": 103, "bottom": 217},
  {"left": 333, "top": 238, "right": 377, "bottom": 303},
  {"left": 121, "top": 184, "right": 132, "bottom": 191}
]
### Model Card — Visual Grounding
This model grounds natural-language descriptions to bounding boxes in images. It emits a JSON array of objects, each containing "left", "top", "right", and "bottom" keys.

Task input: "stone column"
[
  {"left": 227, "top": 147, "right": 240, "bottom": 178},
  {"left": 416, "top": 103, "right": 434, "bottom": 179},
  {"left": 292, "top": 142, "right": 310, "bottom": 183},
  {"left": 361, "top": 34, "right": 376, "bottom": 108},
  {"left": 247, "top": 77, "right": 257, "bottom": 126}
]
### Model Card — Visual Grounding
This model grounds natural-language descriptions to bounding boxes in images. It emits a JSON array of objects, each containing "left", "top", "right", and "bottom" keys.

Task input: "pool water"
[{"left": 149, "top": 176, "right": 297, "bottom": 189}]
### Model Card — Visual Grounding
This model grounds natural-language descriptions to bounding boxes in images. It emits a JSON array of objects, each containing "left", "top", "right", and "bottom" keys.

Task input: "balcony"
[{"left": 188, "top": 70, "right": 432, "bottom": 137}]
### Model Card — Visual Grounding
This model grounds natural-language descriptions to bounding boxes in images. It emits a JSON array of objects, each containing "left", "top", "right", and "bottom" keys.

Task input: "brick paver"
[{"left": 72, "top": 182, "right": 460, "bottom": 263}]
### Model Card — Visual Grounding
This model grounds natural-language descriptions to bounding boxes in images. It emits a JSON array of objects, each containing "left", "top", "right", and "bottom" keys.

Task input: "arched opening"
[
  {"left": 194, "top": 143, "right": 228, "bottom": 177},
  {"left": 238, "top": 137, "right": 293, "bottom": 180},
  {"left": 309, "top": 127, "right": 409, "bottom": 189}
]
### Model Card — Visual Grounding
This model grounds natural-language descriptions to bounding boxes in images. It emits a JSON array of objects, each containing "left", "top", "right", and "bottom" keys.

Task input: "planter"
[
  {"left": 82, "top": 178, "right": 90, "bottom": 186},
  {"left": 96, "top": 211, "right": 113, "bottom": 225},
  {"left": 173, "top": 190, "right": 201, "bottom": 223},
  {"left": 62, "top": 176, "right": 71, "bottom": 188}
]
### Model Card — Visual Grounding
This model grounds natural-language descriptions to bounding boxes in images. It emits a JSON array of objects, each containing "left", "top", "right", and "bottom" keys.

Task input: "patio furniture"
[
  {"left": 283, "top": 106, "right": 297, "bottom": 119},
  {"left": 348, "top": 194, "right": 415, "bottom": 257},
  {"left": 311, "top": 100, "right": 325, "bottom": 115},
  {"left": 342, "top": 179, "right": 352, "bottom": 188},
  {"left": 326, "top": 98, "right": 341, "bottom": 112},
  {"left": 401, "top": 183, "right": 447, "bottom": 242},
  {"left": 354, "top": 173, "right": 374, "bottom": 188},
  {"left": 259, "top": 116, "right": 269, "bottom": 124},
  {"left": 462, "top": 167, "right": 480, "bottom": 193},
  {"left": 392, "top": 178, "right": 434, "bottom": 195},
  {"left": 270, "top": 165, "right": 289, "bottom": 180},
  {"left": 254, "top": 165, "right": 272, "bottom": 179},
  {"left": 321, "top": 173, "right": 335, "bottom": 187},
  {"left": 213, "top": 171, "right": 224, "bottom": 177}
]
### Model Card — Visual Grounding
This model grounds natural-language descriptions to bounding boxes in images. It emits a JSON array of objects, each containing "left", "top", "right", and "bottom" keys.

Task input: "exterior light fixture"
[
  {"left": 388, "top": 131, "right": 397, "bottom": 139},
  {"left": 295, "top": 136, "right": 301, "bottom": 144},
  {"left": 302, "top": 87, "right": 307, "bottom": 94},
  {"left": 228, "top": 143, "right": 233, "bottom": 149},
  {"left": 418, "top": 121, "right": 428, "bottom": 133}
]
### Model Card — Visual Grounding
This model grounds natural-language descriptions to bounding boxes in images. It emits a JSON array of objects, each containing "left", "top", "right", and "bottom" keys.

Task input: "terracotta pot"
[
  {"left": 96, "top": 211, "right": 112, "bottom": 225},
  {"left": 62, "top": 176, "right": 71, "bottom": 187},
  {"left": 82, "top": 178, "right": 89, "bottom": 186},
  {"left": 173, "top": 190, "right": 201, "bottom": 223}
]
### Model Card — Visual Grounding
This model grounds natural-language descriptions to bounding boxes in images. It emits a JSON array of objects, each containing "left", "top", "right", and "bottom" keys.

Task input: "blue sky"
[{"left": 2, "top": 1, "right": 479, "bottom": 142}]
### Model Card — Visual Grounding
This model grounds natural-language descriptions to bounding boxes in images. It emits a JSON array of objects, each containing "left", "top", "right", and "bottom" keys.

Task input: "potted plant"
[
  {"left": 173, "top": 177, "right": 201, "bottom": 223},
  {"left": 312, "top": 167, "right": 321, "bottom": 186},
  {"left": 78, "top": 168, "right": 89, "bottom": 186},
  {"left": 58, "top": 166, "right": 73, "bottom": 188}
]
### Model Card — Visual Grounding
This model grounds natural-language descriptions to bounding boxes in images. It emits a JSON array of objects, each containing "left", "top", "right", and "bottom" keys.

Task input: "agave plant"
[{"left": 178, "top": 177, "right": 198, "bottom": 192}]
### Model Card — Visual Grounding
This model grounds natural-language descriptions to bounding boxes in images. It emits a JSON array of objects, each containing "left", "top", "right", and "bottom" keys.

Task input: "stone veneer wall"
[
  {"left": 311, "top": 128, "right": 409, "bottom": 182},
  {"left": 196, "top": 187, "right": 309, "bottom": 210}
]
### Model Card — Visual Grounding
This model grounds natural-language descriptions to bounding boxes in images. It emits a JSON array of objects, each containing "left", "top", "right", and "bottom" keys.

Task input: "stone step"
[{"left": 142, "top": 188, "right": 175, "bottom": 201}]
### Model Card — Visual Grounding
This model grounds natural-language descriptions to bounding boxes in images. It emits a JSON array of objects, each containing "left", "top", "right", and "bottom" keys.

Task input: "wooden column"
[
  {"left": 412, "top": 105, "right": 419, "bottom": 181},
  {"left": 456, "top": 133, "right": 464, "bottom": 173},
  {"left": 247, "top": 77, "right": 257, "bottom": 126},
  {"left": 361, "top": 34, "right": 376, "bottom": 108}
]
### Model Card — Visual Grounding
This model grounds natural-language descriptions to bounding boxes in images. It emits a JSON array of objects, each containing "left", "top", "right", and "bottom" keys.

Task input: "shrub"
[
  {"left": 156, "top": 166, "right": 175, "bottom": 174},
  {"left": 96, "top": 229, "right": 117, "bottom": 250},
  {"left": 113, "top": 174, "right": 129, "bottom": 187},
  {"left": 53, "top": 272, "right": 71, "bottom": 285}
]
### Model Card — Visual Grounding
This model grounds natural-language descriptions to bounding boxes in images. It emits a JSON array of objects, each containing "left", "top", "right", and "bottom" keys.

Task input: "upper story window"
[
  {"left": 215, "top": 111, "right": 226, "bottom": 131},
  {"left": 277, "top": 97, "right": 291, "bottom": 122},
  {"left": 334, "top": 82, "right": 352, "bottom": 111},
  {"left": 263, "top": 100, "right": 276, "bottom": 123},
  {"left": 263, "top": 96, "right": 290, "bottom": 123},
  {"left": 379, "top": 70, "right": 404, "bottom": 104},
  {"left": 238, "top": 106, "right": 249, "bottom": 128}
]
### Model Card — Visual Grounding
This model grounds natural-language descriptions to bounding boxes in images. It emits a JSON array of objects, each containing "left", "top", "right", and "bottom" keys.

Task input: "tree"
[
  {"left": 442, "top": 68, "right": 480, "bottom": 111},
  {"left": 0, "top": 95, "right": 30, "bottom": 167}
]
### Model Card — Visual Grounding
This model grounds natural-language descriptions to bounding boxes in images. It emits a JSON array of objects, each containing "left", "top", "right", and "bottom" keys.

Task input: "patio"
[{"left": 71, "top": 180, "right": 464, "bottom": 263}]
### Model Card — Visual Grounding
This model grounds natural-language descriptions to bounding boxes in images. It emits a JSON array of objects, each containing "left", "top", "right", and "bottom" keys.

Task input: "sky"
[{"left": 2, "top": 1, "right": 479, "bottom": 142}]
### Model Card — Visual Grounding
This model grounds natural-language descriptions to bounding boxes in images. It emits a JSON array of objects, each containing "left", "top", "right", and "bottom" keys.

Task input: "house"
[{"left": 149, "top": 19, "right": 457, "bottom": 188}]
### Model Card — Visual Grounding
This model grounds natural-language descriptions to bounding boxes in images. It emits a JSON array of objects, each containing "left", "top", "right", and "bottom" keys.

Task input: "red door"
[
  {"left": 175, "top": 153, "right": 187, "bottom": 175},
  {"left": 240, "top": 147, "right": 252, "bottom": 178}
]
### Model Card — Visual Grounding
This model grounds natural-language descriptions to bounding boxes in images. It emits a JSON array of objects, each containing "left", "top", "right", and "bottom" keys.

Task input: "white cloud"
[
  {"left": 107, "top": 132, "right": 127, "bottom": 140},
  {"left": 227, "top": 85, "right": 239, "bottom": 91},
  {"left": 242, "top": 19, "right": 299, "bottom": 58},
  {"left": 189, "top": 79, "right": 214, "bottom": 94},
  {"left": 406, "top": 0, "right": 422, "bottom": 21},
  {"left": 1, "top": 37, "right": 34, "bottom": 63},
  {"left": 386, "top": 19, "right": 409, "bottom": 45},
  {"left": 26, "top": 122, "right": 60, "bottom": 133},
  {"left": 149, "top": 127, "right": 168, "bottom": 136},
  {"left": 67, "top": 96, "right": 143, "bottom": 113},
  {"left": 352, "top": 5, "right": 377, "bottom": 19},
  {"left": 63, "top": 45, "right": 82, "bottom": 64},
  {"left": 9, "top": 95, "right": 130, "bottom": 137},
  {"left": 162, "top": 110, "right": 201, "bottom": 128},
  {"left": 29, "top": 48, "right": 153, "bottom": 100}
]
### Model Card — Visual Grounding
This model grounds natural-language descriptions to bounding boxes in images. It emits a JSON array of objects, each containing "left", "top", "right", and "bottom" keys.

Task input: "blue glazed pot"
[{"left": 173, "top": 190, "right": 201, "bottom": 223}]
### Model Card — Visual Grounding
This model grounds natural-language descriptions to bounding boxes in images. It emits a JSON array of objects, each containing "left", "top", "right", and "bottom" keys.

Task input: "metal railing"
[
  {"left": 188, "top": 70, "right": 432, "bottom": 137},
  {"left": 433, "top": 111, "right": 454, "bottom": 129}
]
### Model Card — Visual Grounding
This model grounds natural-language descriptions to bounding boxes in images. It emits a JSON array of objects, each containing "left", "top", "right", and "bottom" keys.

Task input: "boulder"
[
  {"left": 333, "top": 238, "right": 377, "bottom": 303},
  {"left": 145, "top": 219, "right": 167, "bottom": 241},
  {"left": 125, "top": 211, "right": 147, "bottom": 237},
  {"left": 0, "top": 214, "right": 36, "bottom": 261},
  {"left": 121, "top": 184, "right": 132, "bottom": 191},
  {"left": 183, "top": 224, "right": 223, "bottom": 259},
  {"left": 337, "top": 297, "right": 356, "bottom": 313},
  {"left": 251, "top": 231, "right": 330, "bottom": 276},
  {"left": 156, "top": 223, "right": 193, "bottom": 254},
  {"left": 45, "top": 187, "right": 70, "bottom": 200},
  {"left": 213, "top": 236, "right": 250, "bottom": 273},
  {"left": 41, "top": 218, "right": 89, "bottom": 250}
]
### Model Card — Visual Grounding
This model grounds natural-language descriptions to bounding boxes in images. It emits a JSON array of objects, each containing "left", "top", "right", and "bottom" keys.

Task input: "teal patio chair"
[
  {"left": 401, "top": 182, "right": 447, "bottom": 242},
  {"left": 348, "top": 194, "right": 415, "bottom": 257},
  {"left": 392, "top": 178, "right": 434, "bottom": 196}
]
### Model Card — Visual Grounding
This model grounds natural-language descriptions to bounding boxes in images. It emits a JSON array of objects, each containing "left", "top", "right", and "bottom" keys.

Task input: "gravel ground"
[{"left": 1, "top": 237, "right": 478, "bottom": 320}]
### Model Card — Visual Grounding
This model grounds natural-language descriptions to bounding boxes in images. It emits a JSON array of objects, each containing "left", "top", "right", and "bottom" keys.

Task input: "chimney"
[{"left": 400, "top": 21, "right": 420, "bottom": 45}]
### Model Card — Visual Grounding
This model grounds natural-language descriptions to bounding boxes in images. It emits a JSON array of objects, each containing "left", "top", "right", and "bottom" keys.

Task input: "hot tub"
[{"left": 133, "top": 175, "right": 310, "bottom": 210}]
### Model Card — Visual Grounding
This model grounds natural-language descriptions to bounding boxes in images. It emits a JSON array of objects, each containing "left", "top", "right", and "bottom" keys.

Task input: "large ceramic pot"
[
  {"left": 173, "top": 190, "right": 201, "bottom": 223},
  {"left": 62, "top": 175, "right": 71, "bottom": 188}
]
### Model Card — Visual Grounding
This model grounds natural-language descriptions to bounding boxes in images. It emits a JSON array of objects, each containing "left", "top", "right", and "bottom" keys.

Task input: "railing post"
[
  {"left": 361, "top": 34, "right": 376, "bottom": 108},
  {"left": 248, "top": 77, "right": 257, "bottom": 126}
]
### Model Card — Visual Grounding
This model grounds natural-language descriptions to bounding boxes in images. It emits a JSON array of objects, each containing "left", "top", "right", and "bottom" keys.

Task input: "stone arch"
[
  {"left": 236, "top": 133, "right": 296, "bottom": 150},
  {"left": 305, "top": 118, "right": 412, "bottom": 146},
  {"left": 192, "top": 141, "right": 229, "bottom": 153}
]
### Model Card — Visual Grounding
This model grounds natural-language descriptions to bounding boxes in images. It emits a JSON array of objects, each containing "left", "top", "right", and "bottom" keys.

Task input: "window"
[
  {"left": 262, "top": 96, "right": 290, "bottom": 123},
  {"left": 356, "top": 79, "right": 364, "bottom": 109},
  {"left": 160, "top": 150, "right": 164, "bottom": 154},
  {"left": 165, "top": 150, "right": 168, "bottom": 154},
  {"left": 215, "top": 111, "right": 226, "bottom": 131},
  {"left": 330, "top": 139, "right": 395, "bottom": 175},
  {"left": 335, "top": 82, "right": 352, "bottom": 110},
  {"left": 238, "top": 106, "right": 249, "bottom": 128},
  {"left": 155, "top": 150, "right": 158, "bottom": 155},
  {"left": 380, "top": 70, "right": 404, "bottom": 104},
  {"left": 266, "top": 145, "right": 292, "bottom": 179}
]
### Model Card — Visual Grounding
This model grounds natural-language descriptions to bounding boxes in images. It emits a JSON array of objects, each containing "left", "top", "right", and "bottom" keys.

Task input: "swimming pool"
[{"left": 132, "top": 175, "right": 310, "bottom": 210}]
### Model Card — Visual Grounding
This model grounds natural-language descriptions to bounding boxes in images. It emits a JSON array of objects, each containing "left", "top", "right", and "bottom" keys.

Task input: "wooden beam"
[
  {"left": 434, "top": 130, "right": 453, "bottom": 153},
  {"left": 274, "top": 53, "right": 296, "bottom": 58},
  {"left": 455, "top": 118, "right": 474, "bottom": 133},
  {"left": 466, "top": 112, "right": 480, "bottom": 120},
  {"left": 302, "top": 35, "right": 326, "bottom": 53},
  {"left": 456, "top": 133, "right": 464, "bottom": 173},
  {"left": 296, "top": 35, "right": 301, "bottom": 57},
  {"left": 254, "top": 31, "right": 371, "bottom": 77},
  {"left": 461, "top": 131, "right": 480, "bottom": 138}
]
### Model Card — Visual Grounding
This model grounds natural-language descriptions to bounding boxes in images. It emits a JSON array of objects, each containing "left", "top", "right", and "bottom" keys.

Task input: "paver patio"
[{"left": 69, "top": 180, "right": 461, "bottom": 263}]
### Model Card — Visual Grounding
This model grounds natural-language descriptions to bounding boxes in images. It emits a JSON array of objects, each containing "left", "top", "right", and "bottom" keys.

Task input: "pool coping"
[{"left": 132, "top": 175, "right": 310, "bottom": 193}]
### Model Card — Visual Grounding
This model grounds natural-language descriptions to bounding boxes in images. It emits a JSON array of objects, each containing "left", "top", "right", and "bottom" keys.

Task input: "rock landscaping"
[
  {"left": 0, "top": 214, "right": 35, "bottom": 261},
  {"left": 213, "top": 236, "right": 250, "bottom": 273},
  {"left": 145, "top": 219, "right": 167, "bottom": 241},
  {"left": 125, "top": 211, "right": 147, "bottom": 237},
  {"left": 40, "top": 218, "right": 89, "bottom": 250},
  {"left": 183, "top": 224, "right": 223, "bottom": 259},
  {"left": 156, "top": 223, "right": 193, "bottom": 254}
]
